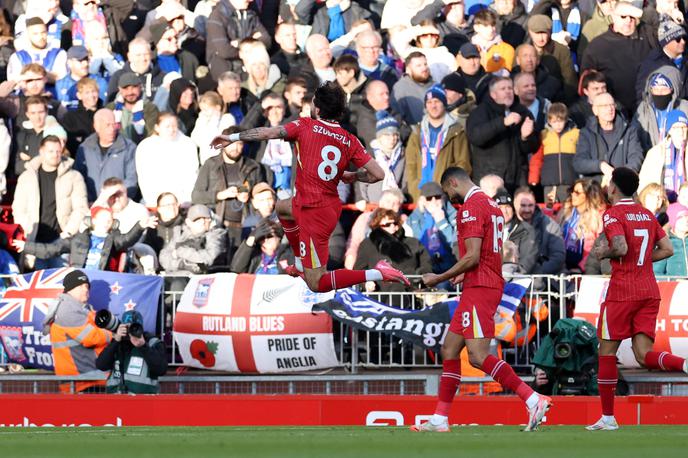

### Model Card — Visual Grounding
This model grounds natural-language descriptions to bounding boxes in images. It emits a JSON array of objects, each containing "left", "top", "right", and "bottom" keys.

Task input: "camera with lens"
[{"left": 95, "top": 310, "right": 144, "bottom": 339}]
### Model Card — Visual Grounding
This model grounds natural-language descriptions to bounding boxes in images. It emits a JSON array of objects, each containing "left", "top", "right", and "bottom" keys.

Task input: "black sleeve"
[
  {"left": 138, "top": 338, "right": 168, "bottom": 378},
  {"left": 95, "top": 339, "right": 120, "bottom": 371}
]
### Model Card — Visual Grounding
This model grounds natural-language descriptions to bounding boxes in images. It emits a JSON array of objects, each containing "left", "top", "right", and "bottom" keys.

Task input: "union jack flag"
[{"left": 0, "top": 268, "right": 69, "bottom": 323}]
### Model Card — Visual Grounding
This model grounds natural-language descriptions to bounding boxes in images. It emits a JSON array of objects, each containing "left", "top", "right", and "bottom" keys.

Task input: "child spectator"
[
  {"left": 529, "top": 103, "right": 579, "bottom": 203},
  {"left": 471, "top": 9, "right": 514, "bottom": 76},
  {"left": 191, "top": 91, "right": 236, "bottom": 165}
]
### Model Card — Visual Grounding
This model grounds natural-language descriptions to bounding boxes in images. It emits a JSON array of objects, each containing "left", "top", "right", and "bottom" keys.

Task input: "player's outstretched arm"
[
  {"left": 210, "top": 126, "right": 287, "bottom": 149},
  {"left": 341, "top": 159, "right": 386, "bottom": 184},
  {"left": 593, "top": 234, "right": 628, "bottom": 260},
  {"left": 652, "top": 235, "right": 674, "bottom": 262},
  {"left": 422, "top": 237, "right": 482, "bottom": 287}
]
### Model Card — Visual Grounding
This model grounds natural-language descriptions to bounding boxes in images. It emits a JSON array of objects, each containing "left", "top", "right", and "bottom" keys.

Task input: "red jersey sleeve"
[
  {"left": 350, "top": 136, "right": 372, "bottom": 169},
  {"left": 602, "top": 209, "right": 624, "bottom": 240},
  {"left": 283, "top": 118, "right": 305, "bottom": 142},
  {"left": 459, "top": 205, "right": 485, "bottom": 239}
]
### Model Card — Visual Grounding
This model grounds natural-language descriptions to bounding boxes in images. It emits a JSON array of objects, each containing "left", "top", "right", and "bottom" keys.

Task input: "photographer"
[{"left": 96, "top": 310, "right": 167, "bottom": 394}]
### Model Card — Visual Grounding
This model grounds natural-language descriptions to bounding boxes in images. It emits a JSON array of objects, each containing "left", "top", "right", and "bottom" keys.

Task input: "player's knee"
[
  {"left": 634, "top": 348, "right": 648, "bottom": 367},
  {"left": 467, "top": 351, "right": 487, "bottom": 368},
  {"left": 440, "top": 344, "right": 459, "bottom": 361}
]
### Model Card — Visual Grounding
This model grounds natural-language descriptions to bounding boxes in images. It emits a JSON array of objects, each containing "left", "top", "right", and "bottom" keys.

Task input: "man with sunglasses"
[
  {"left": 637, "top": 19, "right": 688, "bottom": 101},
  {"left": 581, "top": 0, "right": 658, "bottom": 115},
  {"left": 149, "top": 19, "right": 199, "bottom": 84}
]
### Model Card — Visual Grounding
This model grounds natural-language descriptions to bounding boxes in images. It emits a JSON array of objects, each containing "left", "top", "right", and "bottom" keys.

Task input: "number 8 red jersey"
[
  {"left": 284, "top": 117, "right": 372, "bottom": 208},
  {"left": 458, "top": 187, "right": 505, "bottom": 291},
  {"left": 602, "top": 199, "right": 666, "bottom": 301}
]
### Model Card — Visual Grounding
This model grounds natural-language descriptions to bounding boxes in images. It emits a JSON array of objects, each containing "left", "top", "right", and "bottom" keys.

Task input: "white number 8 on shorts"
[
  {"left": 299, "top": 241, "right": 307, "bottom": 257},
  {"left": 462, "top": 311, "right": 471, "bottom": 328}
]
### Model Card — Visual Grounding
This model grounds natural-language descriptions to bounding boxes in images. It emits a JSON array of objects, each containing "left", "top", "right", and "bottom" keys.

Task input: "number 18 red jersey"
[
  {"left": 602, "top": 199, "right": 666, "bottom": 302},
  {"left": 458, "top": 187, "right": 505, "bottom": 291},
  {"left": 284, "top": 117, "right": 371, "bottom": 208}
]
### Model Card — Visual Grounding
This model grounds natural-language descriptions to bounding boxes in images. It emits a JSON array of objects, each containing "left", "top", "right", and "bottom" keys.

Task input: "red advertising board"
[{"left": 2, "top": 395, "right": 688, "bottom": 427}]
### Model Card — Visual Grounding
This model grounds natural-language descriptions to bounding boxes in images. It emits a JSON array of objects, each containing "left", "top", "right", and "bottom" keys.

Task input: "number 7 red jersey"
[
  {"left": 284, "top": 117, "right": 372, "bottom": 208},
  {"left": 458, "top": 187, "right": 505, "bottom": 290},
  {"left": 602, "top": 199, "right": 666, "bottom": 301}
]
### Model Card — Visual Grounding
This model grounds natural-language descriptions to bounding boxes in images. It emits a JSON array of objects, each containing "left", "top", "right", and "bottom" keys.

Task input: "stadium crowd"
[{"left": 1, "top": 0, "right": 688, "bottom": 287}]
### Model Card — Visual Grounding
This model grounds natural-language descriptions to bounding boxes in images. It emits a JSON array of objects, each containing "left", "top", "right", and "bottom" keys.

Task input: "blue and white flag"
[{"left": 0, "top": 269, "right": 162, "bottom": 370}]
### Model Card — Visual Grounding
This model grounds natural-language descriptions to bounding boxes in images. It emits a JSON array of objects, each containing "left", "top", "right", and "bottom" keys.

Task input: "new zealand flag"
[{"left": 0, "top": 269, "right": 162, "bottom": 370}]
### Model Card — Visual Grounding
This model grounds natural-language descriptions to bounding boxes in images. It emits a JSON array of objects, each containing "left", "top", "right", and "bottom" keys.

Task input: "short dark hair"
[
  {"left": 474, "top": 9, "right": 497, "bottom": 26},
  {"left": 40, "top": 135, "right": 62, "bottom": 148},
  {"left": 25, "top": 95, "right": 47, "bottom": 110},
  {"left": 611, "top": 167, "right": 640, "bottom": 196},
  {"left": 405, "top": 51, "right": 426, "bottom": 67},
  {"left": 580, "top": 69, "right": 606, "bottom": 94},
  {"left": 440, "top": 166, "right": 471, "bottom": 185},
  {"left": 103, "top": 177, "right": 124, "bottom": 188},
  {"left": 285, "top": 77, "right": 308, "bottom": 92},
  {"left": 314, "top": 81, "right": 347, "bottom": 122},
  {"left": 547, "top": 102, "right": 568, "bottom": 120},
  {"left": 334, "top": 54, "right": 360, "bottom": 77}
]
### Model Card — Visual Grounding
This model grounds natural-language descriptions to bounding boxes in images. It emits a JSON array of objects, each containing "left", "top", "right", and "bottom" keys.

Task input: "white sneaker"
[
  {"left": 524, "top": 394, "right": 552, "bottom": 432},
  {"left": 409, "top": 419, "right": 450, "bottom": 432},
  {"left": 586, "top": 416, "right": 619, "bottom": 431}
]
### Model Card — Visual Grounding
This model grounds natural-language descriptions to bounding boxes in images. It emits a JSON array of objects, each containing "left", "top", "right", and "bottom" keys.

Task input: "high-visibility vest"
[{"left": 105, "top": 338, "right": 162, "bottom": 394}]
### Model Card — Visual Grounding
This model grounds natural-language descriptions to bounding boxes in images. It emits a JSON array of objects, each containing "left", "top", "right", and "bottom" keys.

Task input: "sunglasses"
[
  {"left": 426, "top": 195, "right": 443, "bottom": 201},
  {"left": 379, "top": 222, "right": 399, "bottom": 228}
]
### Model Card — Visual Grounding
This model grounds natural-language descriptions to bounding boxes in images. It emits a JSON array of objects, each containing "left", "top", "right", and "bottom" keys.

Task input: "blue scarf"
[
  {"left": 419, "top": 123, "right": 445, "bottom": 189},
  {"left": 419, "top": 212, "right": 451, "bottom": 272},
  {"left": 327, "top": 5, "right": 346, "bottom": 42},
  {"left": 664, "top": 142, "right": 686, "bottom": 192},
  {"left": 157, "top": 54, "right": 181, "bottom": 74},
  {"left": 256, "top": 252, "right": 278, "bottom": 274},
  {"left": 552, "top": 6, "right": 581, "bottom": 41},
  {"left": 562, "top": 208, "right": 584, "bottom": 268},
  {"left": 654, "top": 105, "right": 673, "bottom": 143}
]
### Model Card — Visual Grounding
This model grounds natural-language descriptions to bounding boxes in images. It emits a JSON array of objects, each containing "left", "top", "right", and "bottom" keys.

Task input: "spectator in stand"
[
  {"left": 357, "top": 111, "right": 407, "bottom": 205},
  {"left": 411, "top": 0, "right": 473, "bottom": 40},
  {"left": 526, "top": 14, "right": 577, "bottom": 103},
  {"left": 638, "top": 183, "right": 669, "bottom": 227},
  {"left": 107, "top": 38, "right": 165, "bottom": 103},
  {"left": 206, "top": 0, "right": 271, "bottom": 80},
  {"left": 355, "top": 30, "right": 399, "bottom": 90},
  {"left": 479, "top": 173, "right": 505, "bottom": 198},
  {"left": 271, "top": 22, "right": 308, "bottom": 77},
  {"left": 581, "top": 0, "right": 658, "bottom": 115},
  {"left": 14, "top": 0, "right": 70, "bottom": 52},
  {"left": 143, "top": 192, "right": 186, "bottom": 258},
  {"left": 528, "top": 103, "right": 580, "bottom": 203},
  {"left": 255, "top": 94, "right": 294, "bottom": 198},
  {"left": 653, "top": 203, "right": 688, "bottom": 277},
  {"left": 239, "top": 40, "right": 284, "bottom": 99},
  {"left": 7, "top": 17, "right": 67, "bottom": 84},
  {"left": 75, "top": 108, "right": 138, "bottom": 203},
  {"left": 334, "top": 55, "right": 367, "bottom": 124},
  {"left": 405, "top": 84, "right": 471, "bottom": 202},
  {"left": 55, "top": 45, "right": 107, "bottom": 111},
  {"left": 344, "top": 188, "right": 406, "bottom": 269},
  {"left": 298, "top": 34, "right": 336, "bottom": 94},
  {"left": 216, "top": 71, "right": 257, "bottom": 126},
  {"left": 407, "top": 181, "right": 457, "bottom": 278},
  {"left": 514, "top": 187, "right": 566, "bottom": 276},
  {"left": 531, "top": 0, "right": 583, "bottom": 52},
  {"left": 106, "top": 72, "right": 159, "bottom": 144},
  {"left": 513, "top": 43, "right": 563, "bottom": 103},
  {"left": 355, "top": 208, "right": 432, "bottom": 293},
  {"left": 381, "top": 0, "right": 435, "bottom": 30},
  {"left": 13, "top": 96, "right": 59, "bottom": 176},
  {"left": 634, "top": 67, "right": 688, "bottom": 151},
  {"left": 3, "top": 63, "right": 66, "bottom": 124},
  {"left": 441, "top": 72, "right": 475, "bottom": 129},
  {"left": 636, "top": 20, "right": 688, "bottom": 101},
  {"left": 242, "top": 182, "right": 278, "bottom": 236},
  {"left": 391, "top": 21, "right": 457, "bottom": 83},
  {"left": 62, "top": 78, "right": 101, "bottom": 154},
  {"left": 471, "top": 9, "right": 514, "bottom": 76},
  {"left": 467, "top": 76, "right": 539, "bottom": 194},
  {"left": 491, "top": 0, "right": 528, "bottom": 48},
  {"left": 639, "top": 110, "right": 688, "bottom": 194},
  {"left": 192, "top": 126, "right": 264, "bottom": 261},
  {"left": 84, "top": 20, "right": 124, "bottom": 85},
  {"left": 159, "top": 204, "right": 227, "bottom": 274},
  {"left": 578, "top": 0, "right": 615, "bottom": 63},
  {"left": 149, "top": 19, "right": 199, "bottom": 84},
  {"left": 494, "top": 188, "right": 538, "bottom": 273},
  {"left": 14, "top": 205, "right": 157, "bottom": 271},
  {"left": 283, "top": 77, "right": 309, "bottom": 122},
  {"left": 558, "top": 178, "right": 606, "bottom": 272},
  {"left": 230, "top": 219, "right": 292, "bottom": 274},
  {"left": 569, "top": 69, "right": 608, "bottom": 128},
  {"left": 392, "top": 52, "right": 435, "bottom": 126},
  {"left": 12, "top": 135, "right": 89, "bottom": 270},
  {"left": 297, "top": 0, "right": 372, "bottom": 39},
  {"left": 139, "top": 0, "right": 196, "bottom": 41},
  {"left": 453, "top": 43, "right": 492, "bottom": 103},
  {"left": 167, "top": 78, "right": 199, "bottom": 135},
  {"left": 94, "top": 178, "right": 150, "bottom": 235},
  {"left": 327, "top": 19, "right": 373, "bottom": 60},
  {"left": 136, "top": 112, "right": 199, "bottom": 206},
  {"left": 356, "top": 80, "right": 410, "bottom": 152},
  {"left": 70, "top": 0, "right": 109, "bottom": 48},
  {"left": 194, "top": 0, "right": 221, "bottom": 37},
  {"left": 573, "top": 92, "right": 644, "bottom": 186},
  {"left": 514, "top": 71, "right": 551, "bottom": 134},
  {"left": 191, "top": 91, "right": 235, "bottom": 165}
]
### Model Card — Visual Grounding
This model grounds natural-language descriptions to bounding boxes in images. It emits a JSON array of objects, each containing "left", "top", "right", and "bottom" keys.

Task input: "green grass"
[{"left": 1, "top": 426, "right": 687, "bottom": 458}]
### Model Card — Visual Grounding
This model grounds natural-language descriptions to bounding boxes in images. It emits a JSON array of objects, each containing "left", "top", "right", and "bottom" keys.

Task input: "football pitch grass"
[{"left": 2, "top": 426, "right": 688, "bottom": 458}]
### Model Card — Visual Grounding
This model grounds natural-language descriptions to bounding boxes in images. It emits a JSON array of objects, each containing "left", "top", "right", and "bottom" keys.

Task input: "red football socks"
[
  {"left": 316, "top": 269, "right": 367, "bottom": 292},
  {"left": 436, "top": 359, "right": 461, "bottom": 416},
  {"left": 481, "top": 354, "right": 534, "bottom": 402},
  {"left": 644, "top": 351, "right": 686, "bottom": 372},
  {"left": 598, "top": 355, "right": 618, "bottom": 416},
  {"left": 278, "top": 216, "right": 301, "bottom": 257}
]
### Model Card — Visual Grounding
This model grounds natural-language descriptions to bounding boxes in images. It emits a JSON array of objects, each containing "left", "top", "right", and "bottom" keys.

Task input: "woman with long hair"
[
  {"left": 638, "top": 182, "right": 669, "bottom": 227},
  {"left": 559, "top": 179, "right": 607, "bottom": 272}
]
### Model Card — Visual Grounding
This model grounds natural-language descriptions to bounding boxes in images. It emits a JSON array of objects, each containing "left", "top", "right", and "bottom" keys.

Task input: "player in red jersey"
[
  {"left": 211, "top": 82, "right": 410, "bottom": 292},
  {"left": 412, "top": 167, "right": 552, "bottom": 433},
  {"left": 587, "top": 167, "right": 687, "bottom": 431}
]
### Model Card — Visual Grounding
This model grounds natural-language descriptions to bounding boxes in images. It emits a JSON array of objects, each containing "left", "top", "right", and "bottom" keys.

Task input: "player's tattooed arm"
[
  {"left": 239, "top": 126, "right": 288, "bottom": 142},
  {"left": 593, "top": 235, "right": 627, "bottom": 260},
  {"left": 652, "top": 235, "right": 674, "bottom": 262}
]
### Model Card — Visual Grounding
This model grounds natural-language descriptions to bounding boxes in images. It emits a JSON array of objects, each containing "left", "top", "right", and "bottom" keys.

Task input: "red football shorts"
[
  {"left": 449, "top": 286, "right": 502, "bottom": 339},
  {"left": 292, "top": 201, "right": 341, "bottom": 269},
  {"left": 597, "top": 298, "right": 659, "bottom": 341}
]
